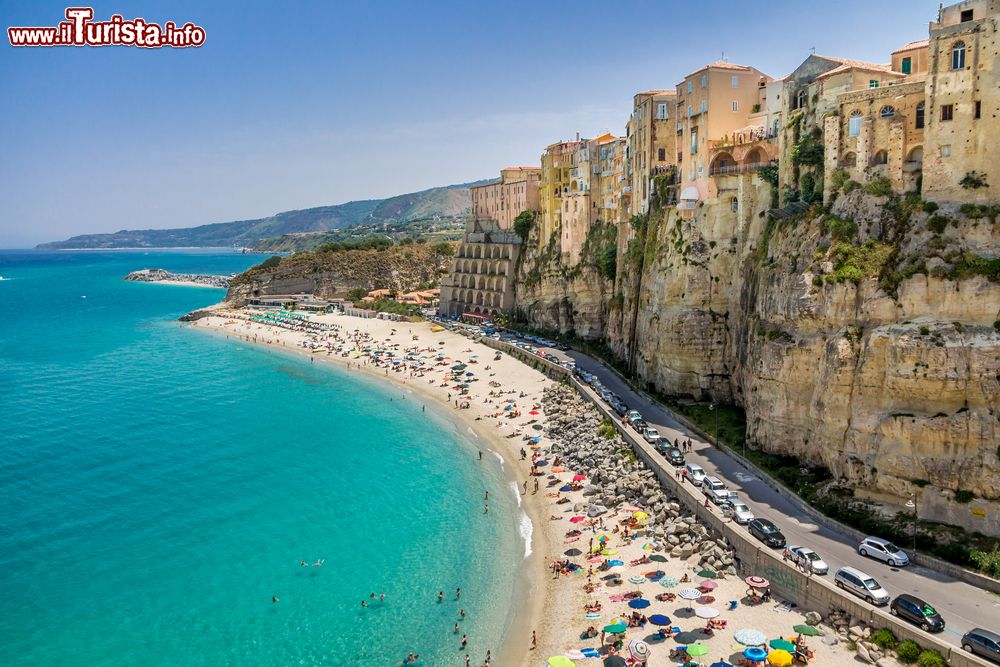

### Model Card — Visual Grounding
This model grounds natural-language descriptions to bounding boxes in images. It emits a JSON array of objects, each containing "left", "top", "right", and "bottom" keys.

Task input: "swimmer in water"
[
  {"left": 313, "top": 559, "right": 324, "bottom": 566},
  {"left": 272, "top": 596, "right": 279, "bottom": 603}
]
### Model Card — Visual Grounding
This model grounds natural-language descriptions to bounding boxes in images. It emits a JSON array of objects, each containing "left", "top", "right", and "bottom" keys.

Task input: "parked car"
[
  {"left": 664, "top": 447, "right": 685, "bottom": 466},
  {"left": 702, "top": 476, "right": 726, "bottom": 493},
  {"left": 834, "top": 566, "right": 890, "bottom": 606},
  {"left": 722, "top": 498, "right": 754, "bottom": 524},
  {"left": 784, "top": 545, "right": 829, "bottom": 575},
  {"left": 890, "top": 594, "right": 945, "bottom": 633},
  {"left": 962, "top": 628, "right": 1000, "bottom": 664},
  {"left": 748, "top": 518, "right": 786, "bottom": 548},
  {"left": 642, "top": 427, "right": 660, "bottom": 443},
  {"left": 625, "top": 410, "right": 642, "bottom": 423},
  {"left": 858, "top": 536, "right": 910, "bottom": 567},
  {"left": 631, "top": 419, "right": 648, "bottom": 432},
  {"left": 705, "top": 487, "right": 732, "bottom": 505},
  {"left": 611, "top": 401, "right": 628, "bottom": 417},
  {"left": 683, "top": 463, "right": 706, "bottom": 486}
]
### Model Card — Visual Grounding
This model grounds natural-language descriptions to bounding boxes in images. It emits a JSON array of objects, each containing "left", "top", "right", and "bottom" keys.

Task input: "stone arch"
[
  {"left": 907, "top": 146, "right": 924, "bottom": 164},
  {"left": 710, "top": 151, "right": 737, "bottom": 174},
  {"left": 879, "top": 105, "right": 896, "bottom": 118},
  {"left": 744, "top": 147, "right": 766, "bottom": 167},
  {"left": 842, "top": 152, "right": 857, "bottom": 167},
  {"left": 872, "top": 149, "right": 888, "bottom": 166}
]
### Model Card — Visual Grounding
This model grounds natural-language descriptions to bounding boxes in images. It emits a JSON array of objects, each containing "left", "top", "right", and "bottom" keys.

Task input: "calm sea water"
[{"left": 0, "top": 250, "right": 521, "bottom": 666}]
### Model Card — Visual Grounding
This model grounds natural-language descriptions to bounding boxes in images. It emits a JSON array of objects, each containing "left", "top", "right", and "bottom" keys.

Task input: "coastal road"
[{"left": 549, "top": 347, "right": 1000, "bottom": 650}]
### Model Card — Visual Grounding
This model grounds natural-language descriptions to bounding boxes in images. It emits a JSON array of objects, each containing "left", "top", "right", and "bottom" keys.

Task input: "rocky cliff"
[
  {"left": 513, "top": 177, "right": 1000, "bottom": 534},
  {"left": 225, "top": 243, "right": 455, "bottom": 305}
]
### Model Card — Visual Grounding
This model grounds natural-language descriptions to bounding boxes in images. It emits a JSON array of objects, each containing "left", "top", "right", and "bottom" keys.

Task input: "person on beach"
[
  {"left": 454, "top": 622, "right": 460, "bottom": 634},
  {"left": 465, "top": 656, "right": 470, "bottom": 667},
  {"left": 361, "top": 600, "right": 367, "bottom": 608},
  {"left": 380, "top": 592, "right": 385, "bottom": 601},
  {"left": 460, "top": 608, "right": 466, "bottom": 619},
  {"left": 531, "top": 630, "right": 537, "bottom": 649},
  {"left": 478, "top": 451, "right": 482, "bottom": 460},
  {"left": 455, "top": 587, "right": 461, "bottom": 600},
  {"left": 484, "top": 502, "right": 489, "bottom": 513},
  {"left": 522, "top": 480, "right": 527, "bottom": 495},
  {"left": 461, "top": 634, "right": 467, "bottom": 649}
]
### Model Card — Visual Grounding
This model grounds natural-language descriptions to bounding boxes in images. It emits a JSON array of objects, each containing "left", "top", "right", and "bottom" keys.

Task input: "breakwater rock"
[
  {"left": 124, "top": 268, "right": 231, "bottom": 288},
  {"left": 541, "top": 384, "right": 736, "bottom": 572}
]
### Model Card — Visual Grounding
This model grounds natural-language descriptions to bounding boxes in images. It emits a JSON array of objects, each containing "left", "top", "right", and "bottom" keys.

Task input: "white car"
[
  {"left": 643, "top": 427, "right": 660, "bottom": 443},
  {"left": 684, "top": 463, "right": 706, "bottom": 486},
  {"left": 785, "top": 545, "right": 829, "bottom": 575},
  {"left": 858, "top": 536, "right": 910, "bottom": 567},
  {"left": 723, "top": 498, "right": 755, "bottom": 524}
]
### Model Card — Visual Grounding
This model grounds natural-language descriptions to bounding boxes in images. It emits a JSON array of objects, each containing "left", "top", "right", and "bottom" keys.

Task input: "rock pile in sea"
[
  {"left": 124, "top": 268, "right": 231, "bottom": 288},
  {"left": 541, "top": 384, "right": 736, "bottom": 573}
]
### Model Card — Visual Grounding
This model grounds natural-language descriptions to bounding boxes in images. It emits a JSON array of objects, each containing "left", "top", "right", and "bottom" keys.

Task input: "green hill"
[{"left": 37, "top": 180, "right": 489, "bottom": 249}]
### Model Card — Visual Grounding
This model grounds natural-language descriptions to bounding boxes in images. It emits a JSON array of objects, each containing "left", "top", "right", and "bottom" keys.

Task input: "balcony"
[
  {"left": 708, "top": 161, "right": 769, "bottom": 176},
  {"left": 622, "top": 185, "right": 633, "bottom": 193}
]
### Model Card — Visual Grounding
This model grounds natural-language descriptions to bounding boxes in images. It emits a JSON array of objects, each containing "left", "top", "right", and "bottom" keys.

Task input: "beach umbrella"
[
  {"left": 743, "top": 647, "right": 768, "bottom": 662},
  {"left": 678, "top": 588, "right": 701, "bottom": 600},
  {"left": 564, "top": 548, "right": 583, "bottom": 557},
  {"left": 569, "top": 516, "right": 585, "bottom": 523},
  {"left": 529, "top": 410, "right": 540, "bottom": 415},
  {"left": 792, "top": 624, "right": 821, "bottom": 636},
  {"left": 687, "top": 643, "right": 709, "bottom": 657},
  {"left": 648, "top": 613, "right": 671, "bottom": 626},
  {"left": 532, "top": 424, "right": 544, "bottom": 431},
  {"left": 745, "top": 576, "right": 770, "bottom": 589},
  {"left": 547, "top": 656, "right": 575, "bottom": 667},
  {"left": 628, "top": 575, "right": 647, "bottom": 585},
  {"left": 769, "top": 639, "right": 795, "bottom": 652},
  {"left": 735, "top": 629, "right": 767, "bottom": 646},
  {"left": 572, "top": 474, "right": 586, "bottom": 482},
  {"left": 659, "top": 576, "right": 679, "bottom": 588},
  {"left": 710, "top": 662, "right": 735, "bottom": 667},
  {"left": 602, "top": 657, "right": 627, "bottom": 667},
  {"left": 608, "top": 559, "right": 625, "bottom": 567},
  {"left": 597, "top": 534, "right": 610, "bottom": 543},
  {"left": 641, "top": 542, "right": 655, "bottom": 550},
  {"left": 649, "top": 554, "right": 668, "bottom": 563},
  {"left": 697, "top": 595, "right": 715, "bottom": 605},
  {"left": 695, "top": 606, "right": 720, "bottom": 619},
  {"left": 603, "top": 623, "right": 628, "bottom": 634},
  {"left": 627, "top": 598, "right": 650, "bottom": 609},
  {"left": 767, "top": 649, "right": 793, "bottom": 667},
  {"left": 627, "top": 639, "right": 651, "bottom": 662},
  {"left": 698, "top": 569, "right": 717, "bottom": 578},
  {"left": 633, "top": 511, "right": 648, "bottom": 522},
  {"left": 699, "top": 580, "right": 718, "bottom": 590}
]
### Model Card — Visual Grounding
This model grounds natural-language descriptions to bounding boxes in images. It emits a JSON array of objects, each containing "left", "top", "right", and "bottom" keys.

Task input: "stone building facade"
[
  {"left": 469, "top": 167, "right": 541, "bottom": 231},
  {"left": 437, "top": 219, "right": 521, "bottom": 318},
  {"left": 625, "top": 90, "right": 677, "bottom": 217}
]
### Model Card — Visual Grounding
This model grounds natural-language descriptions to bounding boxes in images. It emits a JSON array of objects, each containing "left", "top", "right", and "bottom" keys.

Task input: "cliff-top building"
[
  {"left": 625, "top": 90, "right": 677, "bottom": 217},
  {"left": 469, "top": 167, "right": 541, "bottom": 231}
]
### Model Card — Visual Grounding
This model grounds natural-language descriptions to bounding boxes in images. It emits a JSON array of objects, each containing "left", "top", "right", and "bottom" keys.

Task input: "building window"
[
  {"left": 691, "top": 129, "right": 698, "bottom": 153},
  {"left": 915, "top": 101, "right": 925, "bottom": 128},
  {"left": 952, "top": 42, "right": 966, "bottom": 70},
  {"left": 879, "top": 105, "right": 895, "bottom": 118},
  {"left": 869, "top": 79, "right": 880, "bottom": 88},
  {"left": 731, "top": 197, "right": 739, "bottom": 212},
  {"left": 941, "top": 145, "right": 951, "bottom": 158},
  {"left": 901, "top": 57, "right": 912, "bottom": 74},
  {"left": 795, "top": 89, "right": 807, "bottom": 110},
  {"left": 658, "top": 148, "right": 666, "bottom": 161},
  {"left": 731, "top": 75, "right": 739, "bottom": 89},
  {"left": 872, "top": 150, "right": 888, "bottom": 165},
  {"left": 687, "top": 105, "right": 692, "bottom": 118},
  {"left": 701, "top": 74, "right": 708, "bottom": 88},
  {"left": 975, "top": 100, "right": 981, "bottom": 119},
  {"left": 701, "top": 100, "right": 708, "bottom": 114},
  {"left": 687, "top": 81, "right": 693, "bottom": 93},
  {"left": 656, "top": 103, "right": 668, "bottom": 119},
  {"left": 941, "top": 103, "right": 954, "bottom": 121},
  {"left": 961, "top": 8, "right": 974, "bottom": 21},
  {"left": 848, "top": 110, "right": 863, "bottom": 137},
  {"left": 732, "top": 101, "right": 739, "bottom": 112}
]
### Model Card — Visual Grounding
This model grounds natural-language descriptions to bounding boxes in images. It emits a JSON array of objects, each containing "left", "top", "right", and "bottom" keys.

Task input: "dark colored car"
[
  {"left": 611, "top": 401, "right": 629, "bottom": 417},
  {"left": 663, "top": 447, "right": 685, "bottom": 466},
  {"left": 631, "top": 419, "right": 648, "bottom": 432},
  {"left": 890, "top": 594, "right": 945, "bottom": 632},
  {"left": 962, "top": 628, "right": 1000, "bottom": 664},
  {"left": 748, "top": 518, "right": 786, "bottom": 548}
]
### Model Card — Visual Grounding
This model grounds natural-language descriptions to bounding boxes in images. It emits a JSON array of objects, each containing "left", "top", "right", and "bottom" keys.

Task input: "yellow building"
[
  {"left": 597, "top": 135, "right": 627, "bottom": 227},
  {"left": 625, "top": 90, "right": 677, "bottom": 217},
  {"left": 922, "top": 0, "right": 1000, "bottom": 202},
  {"left": 539, "top": 138, "right": 582, "bottom": 249},
  {"left": 675, "top": 61, "right": 772, "bottom": 210}
]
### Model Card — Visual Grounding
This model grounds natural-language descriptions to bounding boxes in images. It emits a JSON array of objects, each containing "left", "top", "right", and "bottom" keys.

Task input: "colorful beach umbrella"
[
  {"left": 745, "top": 576, "right": 770, "bottom": 589},
  {"left": 710, "top": 662, "right": 735, "bottom": 667},
  {"left": 627, "top": 598, "right": 650, "bottom": 609},
  {"left": 735, "top": 629, "right": 767, "bottom": 646},
  {"left": 572, "top": 474, "right": 586, "bottom": 481},
  {"left": 648, "top": 614, "right": 671, "bottom": 626},
  {"left": 792, "top": 625, "right": 820, "bottom": 636},
  {"left": 678, "top": 588, "right": 701, "bottom": 600},
  {"left": 695, "top": 606, "right": 720, "bottom": 619},
  {"left": 743, "top": 647, "right": 768, "bottom": 662},
  {"left": 547, "top": 656, "right": 575, "bottom": 667},
  {"left": 659, "top": 576, "right": 679, "bottom": 588},
  {"left": 628, "top": 575, "right": 647, "bottom": 585},
  {"left": 602, "top": 657, "right": 627, "bottom": 667},
  {"left": 699, "top": 580, "right": 717, "bottom": 590},
  {"left": 649, "top": 554, "right": 668, "bottom": 563},
  {"left": 767, "top": 649, "right": 793, "bottom": 667},
  {"left": 687, "top": 643, "right": 709, "bottom": 657},
  {"left": 627, "top": 639, "right": 651, "bottom": 662},
  {"left": 603, "top": 622, "right": 628, "bottom": 634},
  {"left": 769, "top": 639, "right": 795, "bottom": 652},
  {"left": 633, "top": 511, "right": 648, "bottom": 522}
]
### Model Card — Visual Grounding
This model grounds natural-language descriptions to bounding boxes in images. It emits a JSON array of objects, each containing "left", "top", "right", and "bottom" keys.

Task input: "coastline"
[{"left": 186, "top": 308, "right": 560, "bottom": 667}]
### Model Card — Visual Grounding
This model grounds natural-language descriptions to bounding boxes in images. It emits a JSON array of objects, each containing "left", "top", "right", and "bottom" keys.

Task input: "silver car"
[{"left": 858, "top": 536, "right": 910, "bottom": 567}]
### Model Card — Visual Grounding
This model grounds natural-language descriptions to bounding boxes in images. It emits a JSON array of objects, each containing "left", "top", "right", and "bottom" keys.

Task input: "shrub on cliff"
[
  {"left": 869, "top": 629, "right": 897, "bottom": 650},
  {"left": 970, "top": 548, "right": 1000, "bottom": 577},
  {"left": 917, "top": 650, "right": 946, "bottom": 667},
  {"left": 514, "top": 211, "right": 535, "bottom": 241},
  {"left": 863, "top": 176, "right": 893, "bottom": 197},
  {"left": 896, "top": 640, "right": 921, "bottom": 663}
]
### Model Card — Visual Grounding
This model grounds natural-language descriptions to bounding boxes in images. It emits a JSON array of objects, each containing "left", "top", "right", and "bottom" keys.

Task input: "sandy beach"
[{"left": 189, "top": 307, "right": 859, "bottom": 667}]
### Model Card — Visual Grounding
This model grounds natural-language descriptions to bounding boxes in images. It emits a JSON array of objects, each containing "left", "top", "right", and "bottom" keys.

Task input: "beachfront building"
[
  {"left": 675, "top": 61, "right": 772, "bottom": 213},
  {"left": 469, "top": 167, "right": 542, "bottom": 231},
  {"left": 625, "top": 90, "right": 677, "bottom": 217},
  {"left": 921, "top": 0, "right": 1000, "bottom": 202},
  {"left": 437, "top": 219, "right": 521, "bottom": 318}
]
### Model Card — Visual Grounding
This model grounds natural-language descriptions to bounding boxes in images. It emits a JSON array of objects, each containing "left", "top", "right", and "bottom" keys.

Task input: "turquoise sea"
[{"left": 0, "top": 250, "right": 522, "bottom": 666}]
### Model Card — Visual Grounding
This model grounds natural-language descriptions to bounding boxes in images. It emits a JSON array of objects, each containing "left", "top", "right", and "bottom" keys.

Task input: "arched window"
[
  {"left": 879, "top": 105, "right": 895, "bottom": 118},
  {"left": 915, "top": 101, "right": 925, "bottom": 129},
  {"left": 848, "top": 110, "right": 863, "bottom": 137},
  {"left": 872, "top": 150, "right": 888, "bottom": 165},
  {"left": 796, "top": 89, "right": 807, "bottom": 110},
  {"left": 952, "top": 41, "right": 966, "bottom": 70},
  {"left": 842, "top": 152, "right": 857, "bottom": 167}
]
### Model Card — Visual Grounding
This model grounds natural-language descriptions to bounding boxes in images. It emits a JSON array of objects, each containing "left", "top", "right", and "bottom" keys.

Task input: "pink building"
[{"left": 470, "top": 166, "right": 542, "bottom": 230}]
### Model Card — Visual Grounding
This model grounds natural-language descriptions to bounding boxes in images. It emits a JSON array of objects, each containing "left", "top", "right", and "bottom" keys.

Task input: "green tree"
[{"left": 514, "top": 210, "right": 535, "bottom": 240}]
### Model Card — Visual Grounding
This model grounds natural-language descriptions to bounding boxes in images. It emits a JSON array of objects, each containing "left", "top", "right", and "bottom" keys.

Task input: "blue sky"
[{"left": 0, "top": 0, "right": 938, "bottom": 246}]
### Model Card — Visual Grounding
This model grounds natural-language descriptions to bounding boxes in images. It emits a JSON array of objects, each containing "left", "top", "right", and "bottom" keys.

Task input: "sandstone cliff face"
[
  {"left": 225, "top": 245, "right": 453, "bottom": 305},
  {"left": 514, "top": 178, "right": 1000, "bottom": 534}
]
